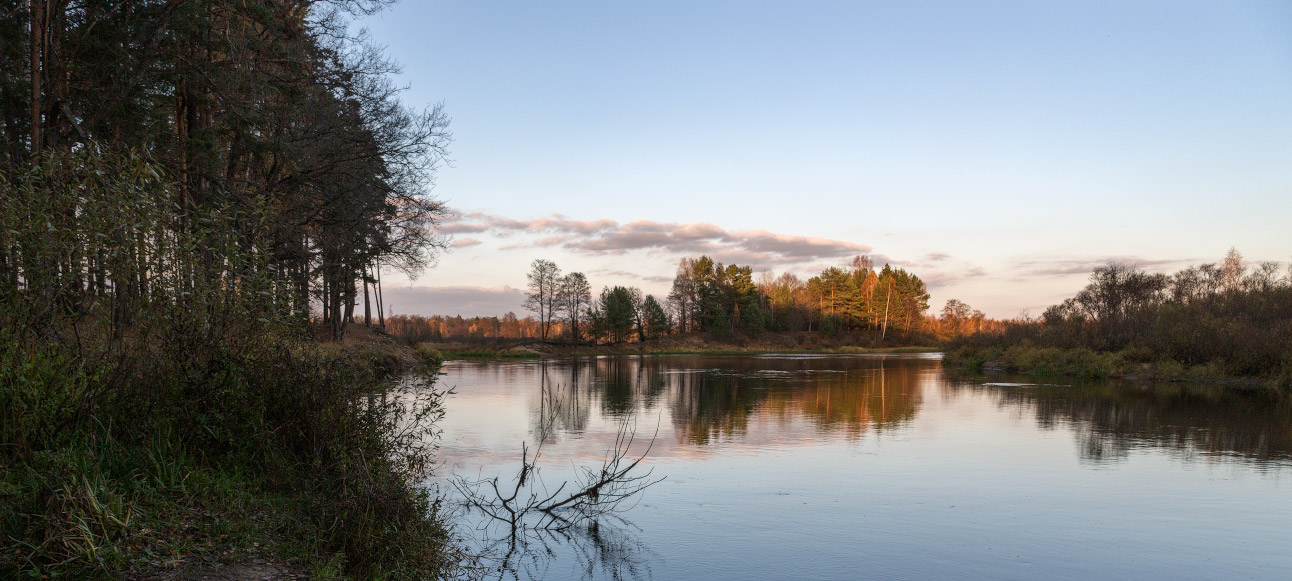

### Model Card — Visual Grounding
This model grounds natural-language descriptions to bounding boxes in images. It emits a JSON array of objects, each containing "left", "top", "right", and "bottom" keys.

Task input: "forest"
[
  {"left": 2, "top": 0, "right": 446, "bottom": 338},
  {"left": 945, "top": 249, "right": 1292, "bottom": 386},
  {"left": 2, "top": 1, "right": 456, "bottom": 577}
]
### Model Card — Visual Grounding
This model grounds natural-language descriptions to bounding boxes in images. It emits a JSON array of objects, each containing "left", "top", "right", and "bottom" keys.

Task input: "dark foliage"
[
  {"left": 2, "top": 2, "right": 459, "bottom": 576},
  {"left": 945, "top": 255, "right": 1292, "bottom": 385}
]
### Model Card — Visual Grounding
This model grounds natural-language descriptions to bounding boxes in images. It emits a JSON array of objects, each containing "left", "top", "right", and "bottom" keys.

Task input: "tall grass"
[{"left": 1, "top": 334, "right": 458, "bottom": 577}]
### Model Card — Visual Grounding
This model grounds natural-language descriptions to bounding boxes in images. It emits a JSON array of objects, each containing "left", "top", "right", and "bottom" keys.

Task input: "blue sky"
[{"left": 358, "top": 1, "right": 1292, "bottom": 318}]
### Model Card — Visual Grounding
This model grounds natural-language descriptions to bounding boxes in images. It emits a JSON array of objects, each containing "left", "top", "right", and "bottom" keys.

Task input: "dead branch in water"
[{"left": 452, "top": 382, "right": 663, "bottom": 535}]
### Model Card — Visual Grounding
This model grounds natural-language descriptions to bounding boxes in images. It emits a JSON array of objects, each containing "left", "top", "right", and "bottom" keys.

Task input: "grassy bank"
[
  {"left": 416, "top": 342, "right": 543, "bottom": 362},
  {"left": 1, "top": 321, "right": 458, "bottom": 579},
  {"left": 415, "top": 334, "right": 939, "bottom": 361},
  {"left": 643, "top": 345, "right": 939, "bottom": 356},
  {"left": 943, "top": 341, "right": 1288, "bottom": 390}
]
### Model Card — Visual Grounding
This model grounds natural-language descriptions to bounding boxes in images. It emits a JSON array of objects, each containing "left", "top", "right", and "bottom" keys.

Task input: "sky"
[{"left": 356, "top": 0, "right": 1292, "bottom": 319}]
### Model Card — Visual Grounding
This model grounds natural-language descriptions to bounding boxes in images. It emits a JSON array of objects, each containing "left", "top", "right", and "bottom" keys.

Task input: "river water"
[{"left": 429, "top": 353, "right": 1292, "bottom": 580}]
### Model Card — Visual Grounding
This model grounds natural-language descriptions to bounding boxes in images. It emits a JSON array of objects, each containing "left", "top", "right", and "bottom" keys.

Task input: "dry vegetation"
[{"left": 944, "top": 252, "right": 1292, "bottom": 390}]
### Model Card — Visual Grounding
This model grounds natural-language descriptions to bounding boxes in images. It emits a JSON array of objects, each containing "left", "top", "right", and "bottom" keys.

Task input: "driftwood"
[{"left": 452, "top": 383, "right": 663, "bottom": 536}]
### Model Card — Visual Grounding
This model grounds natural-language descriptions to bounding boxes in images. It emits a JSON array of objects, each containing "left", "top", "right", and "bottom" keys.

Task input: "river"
[{"left": 428, "top": 353, "right": 1292, "bottom": 580}]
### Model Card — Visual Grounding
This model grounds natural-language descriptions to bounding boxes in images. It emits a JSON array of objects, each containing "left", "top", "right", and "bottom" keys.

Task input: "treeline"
[
  {"left": 417, "top": 255, "right": 938, "bottom": 345},
  {"left": 2, "top": 0, "right": 449, "bottom": 340},
  {"left": 388, "top": 257, "right": 1004, "bottom": 346},
  {"left": 923, "top": 298, "right": 1009, "bottom": 340},
  {"left": 2, "top": 2, "right": 455, "bottom": 577},
  {"left": 385, "top": 312, "right": 553, "bottom": 342},
  {"left": 686, "top": 255, "right": 932, "bottom": 338},
  {"left": 388, "top": 300, "right": 1004, "bottom": 345},
  {"left": 946, "top": 249, "right": 1292, "bottom": 384}
]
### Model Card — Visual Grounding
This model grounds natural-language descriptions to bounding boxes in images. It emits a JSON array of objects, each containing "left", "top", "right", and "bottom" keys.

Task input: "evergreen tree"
[
  {"left": 598, "top": 286, "right": 636, "bottom": 343},
  {"left": 641, "top": 295, "right": 671, "bottom": 339}
]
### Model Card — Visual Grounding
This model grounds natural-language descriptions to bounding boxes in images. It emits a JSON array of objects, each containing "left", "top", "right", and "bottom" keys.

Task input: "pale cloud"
[
  {"left": 533, "top": 234, "right": 576, "bottom": 247},
  {"left": 440, "top": 209, "right": 874, "bottom": 270},
  {"left": 446, "top": 208, "right": 615, "bottom": 236},
  {"left": 920, "top": 266, "right": 988, "bottom": 290},
  {"left": 382, "top": 285, "right": 527, "bottom": 318},
  {"left": 1012, "top": 257, "right": 1188, "bottom": 277},
  {"left": 591, "top": 269, "right": 642, "bottom": 278},
  {"left": 452, "top": 237, "right": 482, "bottom": 248},
  {"left": 439, "top": 223, "right": 490, "bottom": 234},
  {"left": 590, "top": 268, "right": 686, "bottom": 285}
]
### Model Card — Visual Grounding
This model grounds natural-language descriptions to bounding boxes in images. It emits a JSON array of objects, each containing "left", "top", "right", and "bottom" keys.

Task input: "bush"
[{"left": 416, "top": 343, "right": 446, "bottom": 365}]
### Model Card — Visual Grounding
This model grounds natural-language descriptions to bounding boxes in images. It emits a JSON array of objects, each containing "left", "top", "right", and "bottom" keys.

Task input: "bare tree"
[
  {"left": 524, "top": 259, "right": 561, "bottom": 340},
  {"left": 627, "top": 286, "right": 645, "bottom": 342},
  {"left": 667, "top": 258, "right": 696, "bottom": 333},
  {"left": 559, "top": 272, "right": 591, "bottom": 343},
  {"left": 941, "top": 298, "right": 971, "bottom": 335},
  {"left": 1222, "top": 247, "right": 1244, "bottom": 292}
]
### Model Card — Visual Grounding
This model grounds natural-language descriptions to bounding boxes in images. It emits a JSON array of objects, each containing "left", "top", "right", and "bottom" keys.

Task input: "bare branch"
[{"left": 452, "top": 383, "right": 664, "bottom": 536}]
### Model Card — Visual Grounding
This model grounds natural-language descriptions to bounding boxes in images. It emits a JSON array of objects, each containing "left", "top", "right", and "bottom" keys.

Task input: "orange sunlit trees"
[{"left": 524, "top": 259, "right": 561, "bottom": 340}]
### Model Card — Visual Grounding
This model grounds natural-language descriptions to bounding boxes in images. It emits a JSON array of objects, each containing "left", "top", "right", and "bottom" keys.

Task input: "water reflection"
[
  {"left": 441, "top": 354, "right": 1292, "bottom": 580},
  {"left": 478, "top": 517, "right": 656, "bottom": 581},
  {"left": 944, "top": 374, "right": 1292, "bottom": 465},
  {"left": 497, "top": 355, "right": 1292, "bottom": 463},
  {"left": 509, "top": 355, "right": 929, "bottom": 449}
]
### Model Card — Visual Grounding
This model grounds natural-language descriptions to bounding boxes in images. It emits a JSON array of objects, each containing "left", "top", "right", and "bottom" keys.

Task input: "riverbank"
[
  {"left": 415, "top": 332, "right": 940, "bottom": 361},
  {"left": 1, "top": 322, "right": 457, "bottom": 579},
  {"left": 942, "top": 343, "right": 1290, "bottom": 391}
]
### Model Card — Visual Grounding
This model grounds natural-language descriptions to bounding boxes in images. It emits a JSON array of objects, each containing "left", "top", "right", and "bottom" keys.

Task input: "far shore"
[{"left": 408, "top": 332, "right": 940, "bottom": 360}]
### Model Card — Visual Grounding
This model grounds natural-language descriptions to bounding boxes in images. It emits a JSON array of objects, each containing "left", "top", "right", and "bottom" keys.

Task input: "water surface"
[{"left": 431, "top": 354, "right": 1292, "bottom": 580}]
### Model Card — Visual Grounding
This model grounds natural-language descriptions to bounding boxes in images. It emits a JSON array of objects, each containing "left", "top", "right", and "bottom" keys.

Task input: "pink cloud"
[
  {"left": 438, "top": 208, "right": 890, "bottom": 271},
  {"left": 1013, "top": 257, "right": 1189, "bottom": 276},
  {"left": 382, "top": 285, "right": 528, "bottom": 318}
]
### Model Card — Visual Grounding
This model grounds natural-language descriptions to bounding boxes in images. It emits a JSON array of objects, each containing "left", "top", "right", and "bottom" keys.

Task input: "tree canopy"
[{"left": 2, "top": 0, "right": 450, "bottom": 339}]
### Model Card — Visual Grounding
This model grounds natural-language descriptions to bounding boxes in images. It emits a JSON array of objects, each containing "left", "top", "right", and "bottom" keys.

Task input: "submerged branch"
[{"left": 452, "top": 383, "right": 664, "bottom": 535}]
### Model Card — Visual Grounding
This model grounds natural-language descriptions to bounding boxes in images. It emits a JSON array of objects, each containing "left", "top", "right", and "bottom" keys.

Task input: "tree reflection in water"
[
  {"left": 455, "top": 367, "right": 662, "bottom": 580},
  {"left": 943, "top": 374, "right": 1292, "bottom": 465},
  {"left": 448, "top": 355, "right": 1292, "bottom": 579},
  {"left": 458, "top": 355, "right": 930, "bottom": 579},
  {"left": 521, "top": 355, "right": 926, "bottom": 448},
  {"left": 473, "top": 516, "right": 656, "bottom": 581}
]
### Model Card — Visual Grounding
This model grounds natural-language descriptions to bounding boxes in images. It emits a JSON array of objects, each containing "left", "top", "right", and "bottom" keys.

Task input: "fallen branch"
[{"left": 452, "top": 383, "right": 663, "bottom": 535}]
